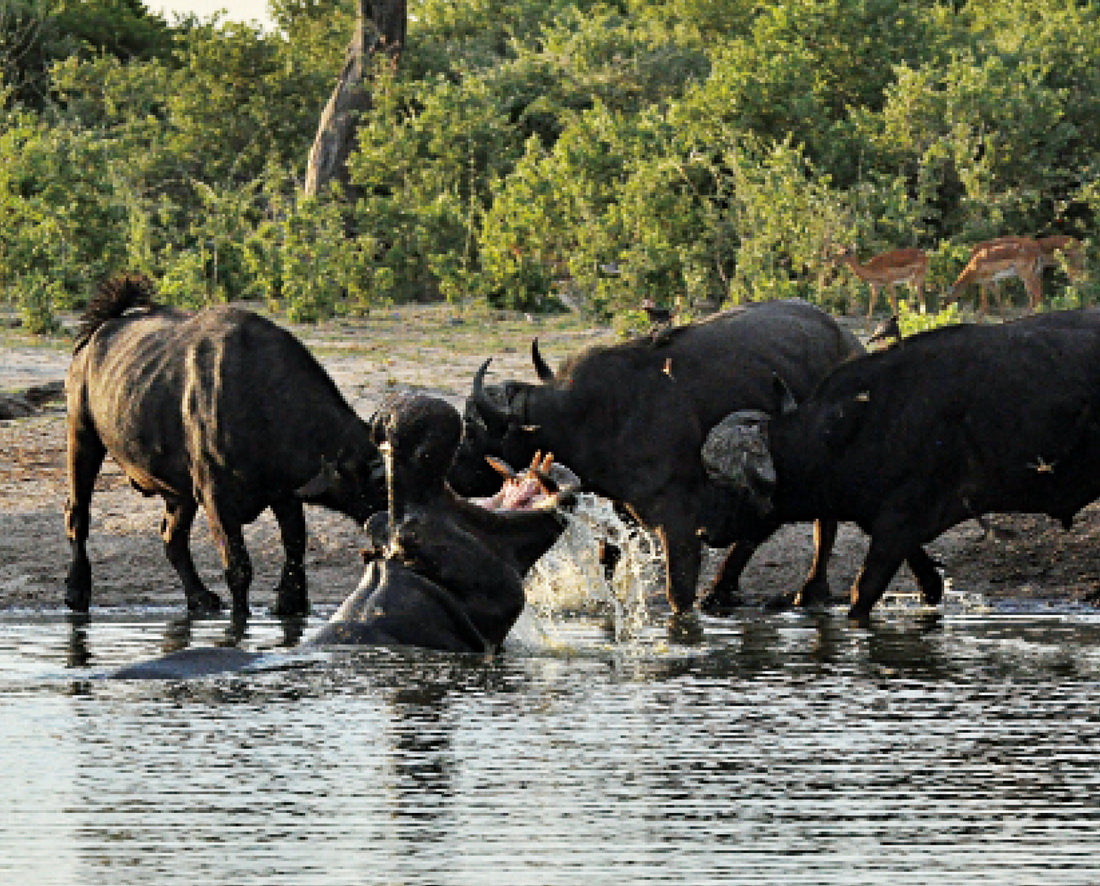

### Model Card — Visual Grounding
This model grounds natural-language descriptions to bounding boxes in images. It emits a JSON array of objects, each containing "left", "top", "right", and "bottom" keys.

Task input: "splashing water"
[
  {"left": 379, "top": 440, "right": 400, "bottom": 556},
  {"left": 877, "top": 577, "right": 993, "bottom": 615},
  {"left": 523, "top": 494, "right": 665, "bottom": 643}
]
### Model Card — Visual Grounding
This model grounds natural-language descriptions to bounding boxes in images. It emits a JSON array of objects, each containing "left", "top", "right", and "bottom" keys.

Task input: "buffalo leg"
[
  {"left": 905, "top": 547, "right": 943, "bottom": 605},
  {"left": 798, "top": 518, "right": 837, "bottom": 605},
  {"left": 207, "top": 512, "right": 253, "bottom": 621},
  {"left": 64, "top": 419, "right": 106, "bottom": 612},
  {"left": 161, "top": 497, "right": 222, "bottom": 613},
  {"left": 702, "top": 540, "right": 757, "bottom": 614},
  {"left": 707, "top": 518, "right": 836, "bottom": 614},
  {"left": 654, "top": 503, "right": 703, "bottom": 613},
  {"left": 271, "top": 498, "right": 308, "bottom": 617},
  {"left": 703, "top": 515, "right": 781, "bottom": 613},
  {"left": 848, "top": 534, "right": 910, "bottom": 621}
]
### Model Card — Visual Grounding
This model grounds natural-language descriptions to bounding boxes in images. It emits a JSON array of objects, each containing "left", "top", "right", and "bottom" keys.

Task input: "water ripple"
[{"left": 1, "top": 606, "right": 1099, "bottom": 884}]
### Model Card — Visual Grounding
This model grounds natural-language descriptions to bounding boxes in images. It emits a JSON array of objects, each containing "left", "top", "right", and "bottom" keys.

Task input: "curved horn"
[
  {"left": 472, "top": 358, "right": 511, "bottom": 427},
  {"left": 531, "top": 338, "right": 555, "bottom": 382}
]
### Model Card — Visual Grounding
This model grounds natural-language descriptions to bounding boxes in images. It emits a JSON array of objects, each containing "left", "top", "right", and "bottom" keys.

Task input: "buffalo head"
[
  {"left": 294, "top": 448, "right": 387, "bottom": 523},
  {"left": 700, "top": 410, "right": 778, "bottom": 519},
  {"left": 701, "top": 375, "right": 805, "bottom": 517},
  {"left": 449, "top": 354, "right": 560, "bottom": 497}
]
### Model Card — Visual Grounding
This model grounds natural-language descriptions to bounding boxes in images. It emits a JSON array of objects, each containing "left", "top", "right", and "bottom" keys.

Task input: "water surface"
[{"left": 1, "top": 601, "right": 1098, "bottom": 885}]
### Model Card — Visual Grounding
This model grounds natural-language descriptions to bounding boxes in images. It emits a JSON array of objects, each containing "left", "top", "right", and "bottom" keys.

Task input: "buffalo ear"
[
  {"left": 701, "top": 411, "right": 773, "bottom": 489},
  {"left": 821, "top": 392, "right": 872, "bottom": 451},
  {"left": 772, "top": 374, "right": 798, "bottom": 416},
  {"left": 296, "top": 459, "right": 340, "bottom": 498}
]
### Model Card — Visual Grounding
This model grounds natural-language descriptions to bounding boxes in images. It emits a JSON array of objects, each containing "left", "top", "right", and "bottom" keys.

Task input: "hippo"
[{"left": 111, "top": 395, "right": 577, "bottom": 678}]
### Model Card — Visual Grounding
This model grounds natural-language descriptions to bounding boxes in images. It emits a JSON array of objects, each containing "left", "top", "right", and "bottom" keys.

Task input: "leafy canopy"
[{"left": 3, "top": 0, "right": 1100, "bottom": 328}]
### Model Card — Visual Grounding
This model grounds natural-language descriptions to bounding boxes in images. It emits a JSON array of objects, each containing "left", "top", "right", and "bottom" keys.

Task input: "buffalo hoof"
[
  {"left": 64, "top": 562, "right": 92, "bottom": 612},
  {"left": 272, "top": 567, "right": 308, "bottom": 617},
  {"left": 847, "top": 604, "right": 873, "bottom": 626},
  {"left": 271, "top": 595, "right": 308, "bottom": 618},
  {"left": 794, "top": 576, "right": 832, "bottom": 607},
  {"left": 918, "top": 572, "right": 944, "bottom": 607},
  {"left": 700, "top": 589, "right": 745, "bottom": 616},
  {"left": 667, "top": 610, "right": 705, "bottom": 645},
  {"left": 762, "top": 590, "right": 798, "bottom": 612},
  {"left": 186, "top": 588, "right": 224, "bottom": 614}
]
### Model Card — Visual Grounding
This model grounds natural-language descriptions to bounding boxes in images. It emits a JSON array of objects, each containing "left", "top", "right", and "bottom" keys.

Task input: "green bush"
[
  {"left": 895, "top": 301, "right": 961, "bottom": 338},
  {"left": 2, "top": 0, "right": 1100, "bottom": 329}
]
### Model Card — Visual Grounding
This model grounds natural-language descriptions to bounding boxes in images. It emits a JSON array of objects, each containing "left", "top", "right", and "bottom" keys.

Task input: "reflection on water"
[{"left": 1, "top": 603, "right": 1099, "bottom": 885}]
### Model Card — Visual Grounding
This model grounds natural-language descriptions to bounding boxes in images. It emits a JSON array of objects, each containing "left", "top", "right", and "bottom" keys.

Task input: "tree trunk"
[{"left": 303, "top": 0, "right": 406, "bottom": 198}]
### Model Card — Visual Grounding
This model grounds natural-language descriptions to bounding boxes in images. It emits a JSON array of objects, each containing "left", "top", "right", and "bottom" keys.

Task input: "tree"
[{"left": 303, "top": 0, "right": 406, "bottom": 197}]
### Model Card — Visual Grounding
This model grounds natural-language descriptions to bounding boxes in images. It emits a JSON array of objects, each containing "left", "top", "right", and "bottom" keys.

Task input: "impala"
[
  {"left": 832, "top": 245, "right": 928, "bottom": 318},
  {"left": 944, "top": 237, "right": 1043, "bottom": 313}
]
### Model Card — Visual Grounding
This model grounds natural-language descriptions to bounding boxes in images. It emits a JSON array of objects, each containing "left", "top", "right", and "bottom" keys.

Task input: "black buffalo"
[
  {"left": 112, "top": 396, "right": 576, "bottom": 677},
  {"left": 64, "top": 274, "right": 385, "bottom": 619},
  {"left": 702, "top": 309, "right": 1100, "bottom": 619},
  {"left": 451, "top": 299, "right": 864, "bottom": 614}
]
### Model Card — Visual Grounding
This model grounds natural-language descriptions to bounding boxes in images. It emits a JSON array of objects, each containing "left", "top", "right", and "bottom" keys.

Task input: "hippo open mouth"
[{"left": 471, "top": 452, "right": 580, "bottom": 512}]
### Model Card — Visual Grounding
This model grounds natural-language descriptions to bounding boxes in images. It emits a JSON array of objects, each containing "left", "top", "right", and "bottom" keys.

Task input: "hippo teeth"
[{"left": 501, "top": 478, "right": 542, "bottom": 509}]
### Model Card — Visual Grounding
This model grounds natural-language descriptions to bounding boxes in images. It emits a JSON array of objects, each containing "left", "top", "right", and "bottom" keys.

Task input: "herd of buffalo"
[{"left": 54, "top": 271, "right": 1100, "bottom": 664}]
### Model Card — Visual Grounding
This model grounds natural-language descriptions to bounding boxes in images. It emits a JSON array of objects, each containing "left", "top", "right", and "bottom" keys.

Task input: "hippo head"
[
  {"left": 371, "top": 393, "right": 463, "bottom": 507},
  {"left": 701, "top": 409, "right": 777, "bottom": 517}
]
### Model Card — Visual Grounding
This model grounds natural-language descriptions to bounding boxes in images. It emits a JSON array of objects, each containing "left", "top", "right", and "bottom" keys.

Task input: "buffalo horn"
[
  {"left": 472, "top": 358, "right": 512, "bottom": 427},
  {"left": 531, "top": 339, "right": 555, "bottom": 381}
]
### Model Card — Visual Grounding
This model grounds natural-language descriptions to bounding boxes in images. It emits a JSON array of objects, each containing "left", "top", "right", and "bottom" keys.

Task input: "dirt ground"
[{"left": 2, "top": 304, "right": 1098, "bottom": 617}]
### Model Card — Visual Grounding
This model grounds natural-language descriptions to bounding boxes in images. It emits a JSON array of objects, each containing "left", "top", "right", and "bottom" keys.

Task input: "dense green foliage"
[{"left": 3, "top": 0, "right": 1100, "bottom": 329}]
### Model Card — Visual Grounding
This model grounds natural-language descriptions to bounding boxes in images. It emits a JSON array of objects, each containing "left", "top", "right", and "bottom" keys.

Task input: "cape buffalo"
[
  {"left": 451, "top": 299, "right": 864, "bottom": 614},
  {"left": 702, "top": 309, "right": 1100, "bottom": 619},
  {"left": 112, "top": 396, "right": 577, "bottom": 677},
  {"left": 64, "top": 274, "right": 386, "bottom": 619}
]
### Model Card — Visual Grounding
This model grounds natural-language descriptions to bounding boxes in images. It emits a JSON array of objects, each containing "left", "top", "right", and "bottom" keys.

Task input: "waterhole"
[{"left": 2, "top": 497, "right": 1098, "bottom": 884}]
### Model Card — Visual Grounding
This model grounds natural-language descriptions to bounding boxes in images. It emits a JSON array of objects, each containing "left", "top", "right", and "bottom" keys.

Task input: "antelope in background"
[
  {"left": 944, "top": 234, "right": 1085, "bottom": 314},
  {"left": 943, "top": 237, "right": 1043, "bottom": 313},
  {"left": 832, "top": 245, "right": 928, "bottom": 318}
]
